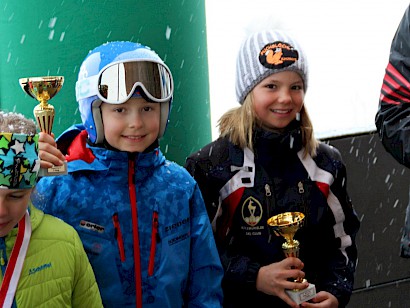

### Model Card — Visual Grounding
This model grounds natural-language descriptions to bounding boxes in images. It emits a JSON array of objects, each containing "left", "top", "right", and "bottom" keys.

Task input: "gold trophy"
[
  {"left": 267, "top": 212, "right": 316, "bottom": 305},
  {"left": 19, "top": 76, "right": 67, "bottom": 176}
]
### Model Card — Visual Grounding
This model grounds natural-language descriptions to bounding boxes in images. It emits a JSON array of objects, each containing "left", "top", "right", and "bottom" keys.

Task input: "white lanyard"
[{"left": 0, "top": 211, "right": 32, "bottom": 308}]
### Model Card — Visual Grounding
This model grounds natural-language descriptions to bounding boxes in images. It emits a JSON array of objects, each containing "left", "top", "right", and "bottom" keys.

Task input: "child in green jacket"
[{"left": 0, "top": 111, "right": 102, "bottom": 308}]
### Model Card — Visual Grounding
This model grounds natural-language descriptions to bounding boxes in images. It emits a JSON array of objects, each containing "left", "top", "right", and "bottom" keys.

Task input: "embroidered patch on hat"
[{"left": 259, "top": 41, "right": 299, "bottom": 70}]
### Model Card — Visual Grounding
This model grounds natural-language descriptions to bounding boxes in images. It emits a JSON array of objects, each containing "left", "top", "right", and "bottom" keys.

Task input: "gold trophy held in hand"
[
  {"left": 19, "top": 76, "right": 67, "bottom": 176},
  {"left": 267, "top": 212, "right": 316, "bottom": 305}
]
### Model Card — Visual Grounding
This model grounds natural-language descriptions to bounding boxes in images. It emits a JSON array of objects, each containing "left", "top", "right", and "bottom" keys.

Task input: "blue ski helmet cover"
[{"left": 76, "top": 41, "right": 173, "bottom": 144}]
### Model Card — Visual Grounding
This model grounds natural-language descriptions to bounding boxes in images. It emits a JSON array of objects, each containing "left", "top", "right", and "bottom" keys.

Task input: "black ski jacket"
[
  {"left": 376, "top": 5, "right": 410, "bottom": 167},
  {"left": 185, "top": 125, "right": 360, "bottom": 307},
  {"left": 375, "top": 5, "right": 410, "bottom": 258}
]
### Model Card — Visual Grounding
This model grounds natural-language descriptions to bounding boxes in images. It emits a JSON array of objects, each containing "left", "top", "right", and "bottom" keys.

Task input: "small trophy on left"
[{"left": 19, "top": 76, "right": 67, "bottom": 176}]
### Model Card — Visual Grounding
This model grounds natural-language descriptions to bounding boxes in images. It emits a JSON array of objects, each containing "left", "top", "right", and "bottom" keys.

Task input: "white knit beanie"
[{"left": 235, "top": 29, "right": 308, "bottom": 105}]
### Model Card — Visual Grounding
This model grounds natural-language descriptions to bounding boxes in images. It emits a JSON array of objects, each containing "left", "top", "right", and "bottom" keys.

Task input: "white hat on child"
[{"left": 235, "top": 29, "right": 308, "bottom": 105}]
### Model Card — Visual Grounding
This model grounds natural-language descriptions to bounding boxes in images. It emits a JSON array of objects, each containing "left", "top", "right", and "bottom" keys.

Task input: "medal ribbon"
[{"left": 0, "top": 211, "right": 32, "bottom": 308}]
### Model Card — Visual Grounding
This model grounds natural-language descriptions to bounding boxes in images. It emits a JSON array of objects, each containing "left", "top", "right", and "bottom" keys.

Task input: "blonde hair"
[
  {"left": 0, "top": 111, "right": 37, "bottom": 134},
  {"left": 219, "top": 94, "right": 319, "bottom": 157}
]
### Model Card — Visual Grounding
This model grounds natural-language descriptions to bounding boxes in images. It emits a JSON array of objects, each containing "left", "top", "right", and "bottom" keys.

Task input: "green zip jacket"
[{"left": 0, "top": 204, "right": 103, "bottom": 307}]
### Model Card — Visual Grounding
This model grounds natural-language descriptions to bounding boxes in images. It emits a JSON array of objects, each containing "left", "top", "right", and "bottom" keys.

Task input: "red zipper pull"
[
  {"left": 112, "top": 213, "right": 126, "bottom": 262},
  {"left": 148, "top": 211, "right": 159, "bottom": 276}
]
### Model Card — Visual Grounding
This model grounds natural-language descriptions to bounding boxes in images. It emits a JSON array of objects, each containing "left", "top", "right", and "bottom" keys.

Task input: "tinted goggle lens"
[{"left": 98, "top": 61, "right": 172, "bottom": 103}]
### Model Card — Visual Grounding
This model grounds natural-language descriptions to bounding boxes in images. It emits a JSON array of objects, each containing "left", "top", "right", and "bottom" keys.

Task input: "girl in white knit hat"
[{"left": 185, "top": 29, "right": 360, "bottom": 308}]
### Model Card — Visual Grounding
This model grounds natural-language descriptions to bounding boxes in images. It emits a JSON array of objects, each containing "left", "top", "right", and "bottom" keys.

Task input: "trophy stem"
[
  {"left": 282, "top": 240, "right": 300, "bottom": 258},
  {"left": 34, "top": 103, "right": 55, "bottom": 135},
  {"left": 40, "top": 100, "right": 48, "bottom": 109}
]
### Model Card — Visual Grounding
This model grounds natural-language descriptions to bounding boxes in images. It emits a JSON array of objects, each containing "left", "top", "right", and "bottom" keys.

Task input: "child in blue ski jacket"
[{"left": 32, "top": 41, "right": 223, "bottom": 308}]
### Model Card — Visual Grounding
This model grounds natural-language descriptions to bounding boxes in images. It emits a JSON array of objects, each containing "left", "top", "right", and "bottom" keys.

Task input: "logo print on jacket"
[
  {"left": 79, "top": 220, "right": 105, "bottom": 233},
  {"left": 241, "top": 196, "right": 263, "bottom": 226},
  {"left": 259, "top": 41, "right": 299, "bottom": 70},
  {"left": 165, "top": 217, "right": 190, "bottom": 233},
  {"left": 29, "top": 262, "right": 52, "bottom": 275}
]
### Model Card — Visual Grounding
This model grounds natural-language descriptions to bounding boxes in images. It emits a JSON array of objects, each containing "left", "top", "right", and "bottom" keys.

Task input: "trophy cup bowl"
[
  {"left": 19, "top": 76, "right": 63, "bottom": 134},
  {"left": 267, "top": 212, "right": 316, "bottom": 305},
  {"left": 19, "top": 76, "right": 67, "bottom": 175}
]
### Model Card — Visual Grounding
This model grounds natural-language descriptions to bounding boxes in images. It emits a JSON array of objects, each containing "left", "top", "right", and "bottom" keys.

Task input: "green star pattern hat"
[{"left": 0, "top": 133, "right": 40, "bottom": 189}]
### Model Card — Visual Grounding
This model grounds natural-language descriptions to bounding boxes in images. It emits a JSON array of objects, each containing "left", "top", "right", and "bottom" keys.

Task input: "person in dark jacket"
[
  {"left": 375, "top": 5, "right": 410, "bottom": 258},
  {"left": 185, "top": 29, "right": 360, "bottom": 308},
  {"left": 32, "top": 41, "right": 224, "bottom": 307}
]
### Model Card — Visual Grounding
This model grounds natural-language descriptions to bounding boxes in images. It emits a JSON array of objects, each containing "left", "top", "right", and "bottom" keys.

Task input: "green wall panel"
[{"left": 0, "top": 0, "right": 211, "bottom": 164}]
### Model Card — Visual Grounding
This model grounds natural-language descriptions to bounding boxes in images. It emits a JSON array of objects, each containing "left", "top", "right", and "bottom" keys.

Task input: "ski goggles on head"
[{"left": 76, "top": 59, "right": 173, "bottom": 104}]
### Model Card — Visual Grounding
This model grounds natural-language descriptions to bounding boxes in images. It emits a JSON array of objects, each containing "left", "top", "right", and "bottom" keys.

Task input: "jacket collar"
[
  {"left": 253, "top": 120, "right": 303, "bottom": 156},
  {"left": 56, "top": 125, "right": 165, "bottom": 177}
]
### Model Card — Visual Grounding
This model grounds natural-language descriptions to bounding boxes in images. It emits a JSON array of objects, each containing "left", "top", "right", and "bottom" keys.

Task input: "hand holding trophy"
[
  {"left": 19, "top": 76, "right": 67, "bottom": 176},
  {"left": 267, "top": 212, "right": 316, "bottom": 305}
]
